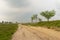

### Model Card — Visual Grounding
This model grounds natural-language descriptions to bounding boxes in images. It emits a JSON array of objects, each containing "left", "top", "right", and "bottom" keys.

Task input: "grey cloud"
[
  {"left": 0, "top": 0, "right": 60, "bottom": 22},
  {"left": 7, "top": 0, "right": 29, "bottom": 7},
  {"left": 56, "top": 3, "right": 60, "bottom": 9},
  {"left": 3, "top": 12, "right": 33, "bottom": 22}
]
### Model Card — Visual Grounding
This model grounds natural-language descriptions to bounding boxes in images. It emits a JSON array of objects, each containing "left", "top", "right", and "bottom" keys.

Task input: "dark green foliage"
[
  {"left": 38, "top": 18, "right": 42, "bottom": 22},
  {"left": 31, "top": 14, "right": 38, "bottom": 22},
  {"left": 0, "top": 23, "right": 18, "bottom": 40},
  {"left": 40, "top": 10, "right": 55, "bottom": 21}
]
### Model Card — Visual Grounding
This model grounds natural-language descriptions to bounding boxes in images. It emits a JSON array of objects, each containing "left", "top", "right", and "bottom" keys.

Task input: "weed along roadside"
[
  {"left": 0, "top": 23, "right": 18, "bottom": 40},
  {"left": 23, "top": 20, "right": 60, "bottom": 31}
]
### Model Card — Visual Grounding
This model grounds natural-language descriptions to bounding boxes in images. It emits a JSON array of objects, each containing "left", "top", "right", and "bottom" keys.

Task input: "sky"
[{"left": 0, "top": 0, "right": 60, "bottom": 23}]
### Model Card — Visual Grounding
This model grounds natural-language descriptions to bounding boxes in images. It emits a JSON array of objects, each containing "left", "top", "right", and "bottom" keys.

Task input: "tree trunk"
[
  {"left": 47, "top": 19, "right": 49, "bottom": 22},
  {"left": 47, "top": 19, "right": 50, "bottom": 28},
  {"left": 31, "top": 19, "right": 33, "bottom": 23}
]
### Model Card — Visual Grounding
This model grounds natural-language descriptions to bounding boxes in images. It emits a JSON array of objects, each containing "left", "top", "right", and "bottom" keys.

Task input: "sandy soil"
[{"left": 12, "top": 24, "right": 60, "bottom": 40}]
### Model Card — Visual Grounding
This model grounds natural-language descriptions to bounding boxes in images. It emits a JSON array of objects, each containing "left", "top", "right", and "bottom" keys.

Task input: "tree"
[
  {"left": 38, "top": 18, "right": 42, "bottom": 22},
  {"left": 2, "top": 21, "right": 4, "bottom": 24},
  {"left": 33, "top": 14, "right": 38, "bottom": 22},
  {"left": 40, "top": 10, "right": 55, "bottom": 21},
  {"left": 31, "top": 16, "right": 34, "bottom": 23},
  {"left": 31, "top": 14, "right": 38, "bottom": 23}
]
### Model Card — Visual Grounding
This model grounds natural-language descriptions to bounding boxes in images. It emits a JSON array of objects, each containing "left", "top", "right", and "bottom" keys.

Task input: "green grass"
[
  {"left": 23, "top": 20, "right": 60, "bottom": 31},
  {"left": 0, "top": 23, "right": 18, "bottom": 40}
]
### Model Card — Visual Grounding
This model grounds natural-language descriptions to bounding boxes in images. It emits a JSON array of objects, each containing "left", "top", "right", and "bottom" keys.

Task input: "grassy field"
[
  {"left": 0, "top": 20, "right": 59, "bottom": 40},
  {"left": 23, "top": 20, "right": 60, "bottom": 31},
  {"left": 0, "top": 23, "right": 18, "bottom": 40}
]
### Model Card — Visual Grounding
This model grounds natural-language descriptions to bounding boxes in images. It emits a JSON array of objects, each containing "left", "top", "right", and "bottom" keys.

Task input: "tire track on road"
[
  {"left": 24, "top": 26, "right": 60, "bottom": 40},
  {"left": 12, "top": 24, "right": 60, "bottom": 40}
]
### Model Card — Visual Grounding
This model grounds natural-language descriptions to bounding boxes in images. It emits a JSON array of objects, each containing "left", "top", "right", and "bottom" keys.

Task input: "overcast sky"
[{"left": 0, "top": 0, "right": 60, "bottom": 23}]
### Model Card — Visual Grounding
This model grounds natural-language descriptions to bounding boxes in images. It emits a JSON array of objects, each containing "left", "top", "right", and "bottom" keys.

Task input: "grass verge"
[
  {"left": 23, "top": 20, "right": 60, "bottom": 31},
  {"left": 0, "top": 23, "right": 18, "bottom": 40}
]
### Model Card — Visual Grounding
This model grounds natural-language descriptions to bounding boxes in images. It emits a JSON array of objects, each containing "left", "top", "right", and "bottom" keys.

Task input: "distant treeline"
[{"left": 0, "top": 21, "right": 18, "bottom": 24}]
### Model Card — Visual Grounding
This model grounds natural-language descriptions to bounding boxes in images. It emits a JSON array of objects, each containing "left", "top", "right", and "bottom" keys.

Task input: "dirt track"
[{"left": 12, "top": 24, "right": 60, "bottom": 40}]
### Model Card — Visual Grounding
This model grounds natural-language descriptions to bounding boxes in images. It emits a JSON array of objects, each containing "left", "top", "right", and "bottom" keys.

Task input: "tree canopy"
[{"left": 40, "top": 10, "right": 55, "bottom": 21}]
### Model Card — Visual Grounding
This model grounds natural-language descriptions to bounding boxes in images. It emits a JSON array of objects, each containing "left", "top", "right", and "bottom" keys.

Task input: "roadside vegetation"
[
  {"left": 31, "top": 10, "right": 55, "bottom": 22},
  {"left": 23, "top": 20, "right": 60, "bottom": 31},
  {"left": 23, "top": 10, "right": 60, "bottom": 31},
  {"left": 0, "top": 10, "right": 60, "bottom": 40},
  {"left": 0, "top": 22, "right": 18, "bottom": 40}
]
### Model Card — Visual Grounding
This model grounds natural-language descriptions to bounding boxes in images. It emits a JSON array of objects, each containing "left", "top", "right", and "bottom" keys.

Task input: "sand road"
[{"left": 12, "top": 24, "right": 60, "bottom": 40}]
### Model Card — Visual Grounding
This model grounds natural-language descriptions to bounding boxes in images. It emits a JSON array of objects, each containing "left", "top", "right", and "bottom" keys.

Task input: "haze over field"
[{"left": 0, "top": 0, "right": 60, "bottom": 23}]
